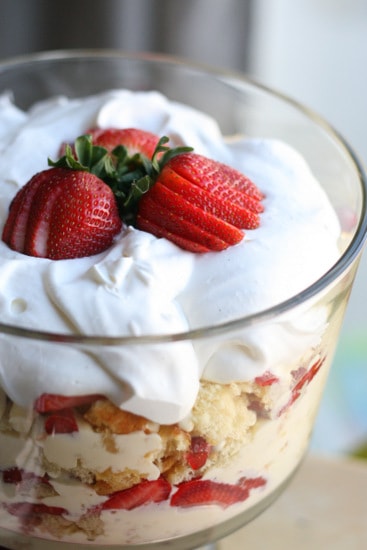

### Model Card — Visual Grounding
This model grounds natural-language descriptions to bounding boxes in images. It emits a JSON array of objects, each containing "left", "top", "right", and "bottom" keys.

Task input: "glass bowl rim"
[{"left": 0, "top": 48, "right": 366, "bottom": 346}]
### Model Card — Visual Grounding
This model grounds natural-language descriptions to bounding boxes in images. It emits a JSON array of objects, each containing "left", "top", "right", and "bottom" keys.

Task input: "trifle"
[{"left": 0, "top": 52, "right": 366, "bottom": 550}]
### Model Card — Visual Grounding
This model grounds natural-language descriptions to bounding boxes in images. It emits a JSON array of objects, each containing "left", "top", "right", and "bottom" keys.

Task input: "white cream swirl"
[{"left": 0, "top": 90, "right": 341, "bottom": 423}]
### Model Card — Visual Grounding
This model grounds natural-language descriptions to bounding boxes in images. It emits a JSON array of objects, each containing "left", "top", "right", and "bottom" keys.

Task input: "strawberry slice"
[
  {"left": 280, "top": 357, "right": 325, "bottom": 414},
  {"left": 88, "top": 127, "right": 160, "bottom": 159},
  {"left": 186, "top": 436, "right": 211, "bottom": 470},
  {"left": 255, "top": 371, "right": 280, "bottom": 386},
  {"left": 168, "top": 152, "right": 263, "bottom": 202},
  {"left": 2, "top": 467, "right": 24, "bottom": 484},
  {"left": 4, "top": 502, "right": 67, "bottom": 518},
  {"left": 137, "top": 182, "right": 244, "bottom": 252},
  {"left": 44, "top": 408, "right": 78, "bottom": 434},
  {"left": 171, "top": 476, "right": 266, "bottom": 509},
  {"left": 157, "top": 165, "right": 262, "bottom": 228},
  {"left": 133, "top": 217, "right": 215, "bottom": 253},
  {"left": 102, "top": 478, "right": 171, "bottom": 511},
  {"left": 2, "top": 169, "right": 48, "bottom": 251},
  {"left": 165, "top": 153, "right": 264, "bottom": 210},
  {"left": 34, "top": 393, "right": 104, "bottom": 413},
  {"left": 292, "top": 357, "right": 324, "bottom": 393},
  {"left": 2, "top": 468, "right": 48, "bottom": 485},
  {"left": 2, "top": 468, "right": 53, "bottom": 493}
]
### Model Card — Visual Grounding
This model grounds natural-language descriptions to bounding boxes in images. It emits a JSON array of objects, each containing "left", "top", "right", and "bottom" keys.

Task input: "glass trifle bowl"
[{"left": 0, "top": 51, "right": 366, "bottom": 550}]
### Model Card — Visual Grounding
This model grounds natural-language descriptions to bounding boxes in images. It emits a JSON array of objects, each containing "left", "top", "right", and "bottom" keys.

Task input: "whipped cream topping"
[{"left": 0, "top": 90, "right": 341, "bottom": 423}]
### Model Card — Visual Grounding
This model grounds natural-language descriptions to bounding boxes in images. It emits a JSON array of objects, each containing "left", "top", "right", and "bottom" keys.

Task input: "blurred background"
[{"left": 0, "top": 0, "right": 366, "bottom": 457}]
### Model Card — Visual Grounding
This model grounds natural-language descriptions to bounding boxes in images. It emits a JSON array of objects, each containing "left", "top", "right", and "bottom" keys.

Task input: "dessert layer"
[{"left": 0, "top": 90, "right": 340, "bottom": 424}]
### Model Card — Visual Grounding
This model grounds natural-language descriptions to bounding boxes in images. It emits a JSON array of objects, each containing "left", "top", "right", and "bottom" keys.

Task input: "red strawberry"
[
  {"left": 102, "top": 478, "right": 171, "bottom": 511},
  {"left": 88, "top": 127, "right": 160, "bottom": 159},
  {"left": 4, "top": 502, "right": 66, "bottom": 518},
  {"left": 186, "top": 436, "right": 211, "bottom": 470},
  {"left": 292, "top": 357, "right": 324, "bottom": 393},
  {"left": 255, "top": 371, "right": 280, "bottom": 387},
  {"left": 171, "top": 476, "right": 266, "bottom": 509},
  {"left": 70, "top": 129, "right": 264, "bottom": 253},
  {"left": 2, "top": 468, "right": 52, "bottom": 488},
  {"left": 44, "top": 408, "right": 78, "bottom": 435},
  {"left": 280, "top": 357, "right": 325, "bottom": 414},
  {"left": 34, "top": 393, "right": 104, "bottom": 413},
  {"left": 2, "top": 167, "right": 122, "bottom": 260},
  {"left": 2, "top": 129, "right": 264, "bottom": 258},
  {"left": 2, "top": 467, "right": 24, "bottom": 484},
  {"left": 136, "top": 152, "right": 264, "bottom": 253}
]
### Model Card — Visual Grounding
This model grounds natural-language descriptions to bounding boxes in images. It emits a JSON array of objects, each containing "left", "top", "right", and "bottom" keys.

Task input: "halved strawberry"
[
  {"left": 34, "top": 393, "right": 104, "bottom": 413},
  {"left": 170, "top": 476, "right": 266, "bottom": 509},
  {"left": 102, "top": 478, "right": 171, "bottom": 511},
  {"left": 2, "top": 167, "right": 122, "bottom": 260}
]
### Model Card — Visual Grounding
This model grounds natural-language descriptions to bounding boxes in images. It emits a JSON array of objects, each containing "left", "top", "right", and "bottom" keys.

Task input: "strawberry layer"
[{"left": 0, "top": 348, "right": 331, "bottom": 545}]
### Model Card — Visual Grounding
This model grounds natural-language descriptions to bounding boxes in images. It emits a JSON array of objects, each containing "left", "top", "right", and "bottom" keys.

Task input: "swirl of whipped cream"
[{"left": 0, "top": 90, "right": 341, "bottom": 423}]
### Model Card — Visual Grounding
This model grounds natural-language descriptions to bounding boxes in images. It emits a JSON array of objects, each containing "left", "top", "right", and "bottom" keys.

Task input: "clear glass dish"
[{"left": 0, "top": 50, "right": 366, "bottom": 550}]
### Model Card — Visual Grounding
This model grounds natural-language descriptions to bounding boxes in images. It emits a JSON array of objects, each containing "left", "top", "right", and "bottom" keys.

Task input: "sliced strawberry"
[
  {"left": 137, "top": 182, "right": 244, "bottom": 252},
  {"left": 292, "top": 357, "right": 324, "bottom": 393},
  {"left": 2, "top": 167, "right": 122, "bottom": 260},
  {"left": 255, "top": 371, "right": 280, "bottom": 387},
  {"left": 158, "top": 166, "right": 261, "bottom": 229},
  {"left": 88, "top": 127, "right": 160, "bottom": 159},
  {"left": 171, "top": 476, "right": 266, "bottom": 509},
  {"left": 2, "top": 170, "right": 50, "bottom": 252},
  {"left": 2, "top": 467, "right": 24, "bottom": 484},
  {"left": 136, "top": 217, "right": 213, "bottom": 253},
  {"left": 135, "top": 151, "right": 264, "bottom": 252},
  {"left": 44, "top": 408, "right": 78, "bottom": 435},
  {"left": 2, "top": 468, "right": 52, "bottom": 489},
  {"left": 166, "top": 153, "right": 264, "bottom": 209},
  {"left": 186, "top": 436, "right": 211, "bottom": 470},
  {"left": 238, "top": 476, "right": 267, "bottom": 491},
  {"left": 4, "top": 502, "right": 66, "bottom": 518},
  {"left": 102, "top": 478, "right": 171, "bottom": 511},
  {"left": 34, "top": 169, "right": 121, "bottom": 259},
  {"left": 3, "top": 129, "right": 264, "bottom": 258},
  {"left": 34, "top": 393, "right": 104, "bottom": 413},
  {"left": 76, "top": 132, "right": 265, "bottom": 253},
  {"left": 280, "top": 357, "right": 325, "bottom": 414}
]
